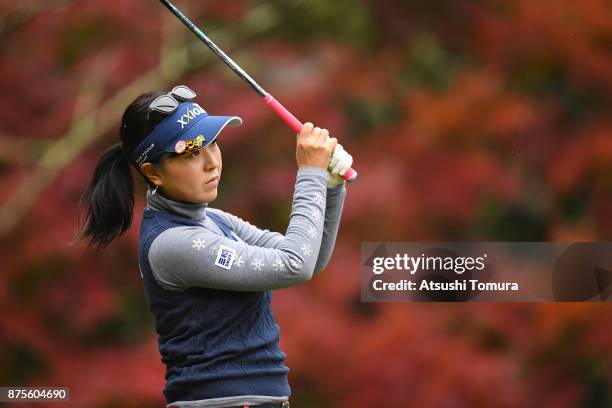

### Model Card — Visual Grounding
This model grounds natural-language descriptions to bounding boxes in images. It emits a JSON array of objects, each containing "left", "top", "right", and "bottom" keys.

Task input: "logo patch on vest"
[{"left": 214, "top": 245, "right": 236, "bottom": 270}]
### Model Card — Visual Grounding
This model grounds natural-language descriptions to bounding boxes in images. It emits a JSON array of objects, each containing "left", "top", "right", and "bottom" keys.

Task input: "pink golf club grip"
[{"left": 263, "top": 94, "right": 358, "bottom": 182}]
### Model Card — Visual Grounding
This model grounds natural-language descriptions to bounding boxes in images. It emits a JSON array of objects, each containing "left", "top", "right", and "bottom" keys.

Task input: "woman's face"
[{"left": 150, "top": 140, "right": 222, "bottom": 204}]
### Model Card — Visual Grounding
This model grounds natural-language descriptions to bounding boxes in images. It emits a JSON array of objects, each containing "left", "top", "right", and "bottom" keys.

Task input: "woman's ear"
[{"left": 140, "top": 162, "right": 163, "bottom": 187}]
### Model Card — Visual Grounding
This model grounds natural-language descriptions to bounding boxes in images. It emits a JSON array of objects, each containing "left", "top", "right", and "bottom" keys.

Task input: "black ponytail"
[
  {"left": 74, "top": 91, "right": 166, "bottom": 250},
  {"left": 74, "top": 143, "right": 134, "bottom": 249}
]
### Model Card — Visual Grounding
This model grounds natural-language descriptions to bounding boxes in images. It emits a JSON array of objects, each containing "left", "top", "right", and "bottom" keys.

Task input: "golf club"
[{"left": 158, "top": 0, "right": 358, "bottom": 182}]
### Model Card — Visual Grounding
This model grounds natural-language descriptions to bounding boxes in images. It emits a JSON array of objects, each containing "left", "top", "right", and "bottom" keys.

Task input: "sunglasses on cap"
[{"left": 146, "top": 85, "right": 197, "bottom": 121}]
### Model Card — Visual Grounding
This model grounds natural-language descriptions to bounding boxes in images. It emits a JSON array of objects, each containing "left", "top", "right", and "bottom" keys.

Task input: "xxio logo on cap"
[
  {"left": 174, "top": 135, "right": 206, "bottom": 154},
  {"left": 177, "top": 104, "right": 206, "bottom": 129}
]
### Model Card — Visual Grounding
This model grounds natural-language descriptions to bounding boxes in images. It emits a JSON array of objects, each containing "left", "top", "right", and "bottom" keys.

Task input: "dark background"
[{"left": 0, "top": 1, "right": 611, "bottom": 407}]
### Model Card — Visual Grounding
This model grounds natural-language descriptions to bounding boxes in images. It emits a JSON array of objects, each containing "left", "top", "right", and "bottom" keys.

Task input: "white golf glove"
[{"left": 327, "top": 143, "right": 353, "bottom": 188}]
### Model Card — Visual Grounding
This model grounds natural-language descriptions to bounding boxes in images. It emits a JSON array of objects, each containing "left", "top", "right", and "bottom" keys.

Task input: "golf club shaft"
[{"left": 159, "top": 0, "right": 357, "bottom": 182}]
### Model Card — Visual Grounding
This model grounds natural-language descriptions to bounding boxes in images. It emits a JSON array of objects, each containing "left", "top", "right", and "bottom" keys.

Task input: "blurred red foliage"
[{"left": 0, "top": 0, "right": 610, "bottom": 407}]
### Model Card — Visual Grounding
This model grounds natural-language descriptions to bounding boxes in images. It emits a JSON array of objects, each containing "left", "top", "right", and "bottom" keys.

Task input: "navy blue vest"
[{"left": 138, "top": 207, "right": 290, "bottom": 403}]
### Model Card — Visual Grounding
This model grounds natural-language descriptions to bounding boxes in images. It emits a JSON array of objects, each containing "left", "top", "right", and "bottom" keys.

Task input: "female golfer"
[{"left": 76, "top": 85, "right": 351, "bottom": 408}]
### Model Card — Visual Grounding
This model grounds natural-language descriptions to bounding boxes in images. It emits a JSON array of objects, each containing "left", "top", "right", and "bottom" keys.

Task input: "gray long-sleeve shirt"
[{"left": 147, "top": 166, "right": 346, "bottom": 293}]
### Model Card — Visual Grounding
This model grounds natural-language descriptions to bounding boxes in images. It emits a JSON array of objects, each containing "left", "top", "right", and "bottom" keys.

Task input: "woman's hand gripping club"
[{"left": 295, "top": 123, "right": 352, "bottom": 187}]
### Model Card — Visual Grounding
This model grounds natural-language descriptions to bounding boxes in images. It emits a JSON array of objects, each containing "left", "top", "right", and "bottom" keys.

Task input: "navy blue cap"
[{"left": 132, "top": 101, "right": 242, "bottom": 167}]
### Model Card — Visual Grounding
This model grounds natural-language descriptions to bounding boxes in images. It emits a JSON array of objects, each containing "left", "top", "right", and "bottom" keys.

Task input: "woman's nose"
[{"left": 201, "top": 147, "right": 218, "bottom": 169}]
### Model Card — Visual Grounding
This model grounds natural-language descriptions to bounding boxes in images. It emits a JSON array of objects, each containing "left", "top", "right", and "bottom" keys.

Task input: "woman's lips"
[{"left": 206, "top": 176, "right": 219, "bottom": 186}]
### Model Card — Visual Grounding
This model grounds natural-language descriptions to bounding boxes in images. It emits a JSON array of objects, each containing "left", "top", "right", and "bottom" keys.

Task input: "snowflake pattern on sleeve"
[
  {"left": 312, "top": 191, "right": 324, "bottom": 207},
  {"left": 251, "top": 258, "right": 264, "bottom": 271},
  {"left": 272, "top": 259, "right": 285, "bottom": 271},
  {"left": 310, "top": 208, "right": 321, "bottom": 222},
  {"left": 192, "top": 238, "right": 206, "bottom": 250},
  {"left": 234, "top": 255, "right": 245, "bottom": 268},
  {"left": 300, "top": 243, "right": 312, "bottom": 257}
]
